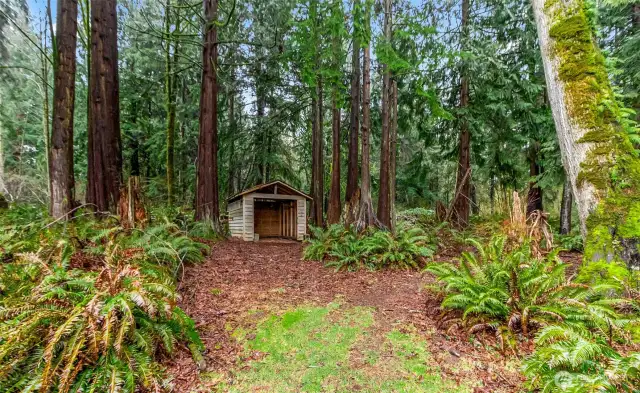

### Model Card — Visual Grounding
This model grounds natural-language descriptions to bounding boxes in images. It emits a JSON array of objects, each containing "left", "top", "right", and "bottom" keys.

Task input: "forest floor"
[
  {"left": 165, "top": 238, "right": 557, "bottom": 393},
  {"left": 166, "top": 240, "right": 584, "bottom": 393}
]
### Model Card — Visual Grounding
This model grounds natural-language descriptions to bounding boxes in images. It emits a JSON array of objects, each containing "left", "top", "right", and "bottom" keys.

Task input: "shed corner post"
[
  {"left": 243, "top": 194, "right": 255, "bottom": 241},
  {"left": 297, "top": 198, "right": 307, "bottom": 241}
]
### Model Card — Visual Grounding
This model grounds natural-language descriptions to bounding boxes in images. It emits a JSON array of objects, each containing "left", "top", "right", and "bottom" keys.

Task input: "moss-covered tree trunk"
[
  {"left": 165, "top": 0, "right": 180, "bottom": 206},
  {"left": 532, "top": 0, "right": 640, "bottom": 270}
]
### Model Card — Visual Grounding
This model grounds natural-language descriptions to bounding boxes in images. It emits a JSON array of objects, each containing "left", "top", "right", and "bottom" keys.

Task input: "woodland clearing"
[{"left": 165, "top": 239, "right": 581, "bottom": 393}]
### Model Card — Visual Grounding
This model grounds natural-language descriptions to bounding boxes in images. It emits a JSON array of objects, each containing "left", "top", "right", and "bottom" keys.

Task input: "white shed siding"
[
  {"left": 242, "top": 195, "right": 254, "bottom": 241},
  {"left": 297, "top": 199, "right": 306, "bottom": 240},
  {"left": 227, "top": 182, "right": 310, "bottom": 242},
  {"left": 228, "top": 200, "right": 243, "bottom": 238}
]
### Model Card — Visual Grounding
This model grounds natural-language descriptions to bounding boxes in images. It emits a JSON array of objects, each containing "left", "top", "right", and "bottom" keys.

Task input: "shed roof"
[{"left": 228, "top": 180, "right": 312, "bottom": 202}]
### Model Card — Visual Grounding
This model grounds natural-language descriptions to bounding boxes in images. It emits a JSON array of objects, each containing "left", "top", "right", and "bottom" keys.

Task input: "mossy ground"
[{"left": 209, "top": 302, "right": 476, "bottom": 393}]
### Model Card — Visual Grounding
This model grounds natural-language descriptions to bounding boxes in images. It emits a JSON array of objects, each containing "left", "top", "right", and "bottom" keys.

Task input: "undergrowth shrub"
[
  {"left": 396, "top": 208, "right": 436, "bottom": 227},
  {"left": 426, "top": 236, "right": 618, "bottom": 344},
  {"left": 523, "top": 324, "right": 640, "bottom": 392},
  {"left": 556, "top": 233, "right": 584, "bottom": 251},
  {"left": 0, "top": 204, "right": 208, "bottom": 392},
  {"left": 304, "top": 224, "right": 435, "bottom": 271},
  {"left": 427, "top": 233, "right": 640, "bottom": 392}
]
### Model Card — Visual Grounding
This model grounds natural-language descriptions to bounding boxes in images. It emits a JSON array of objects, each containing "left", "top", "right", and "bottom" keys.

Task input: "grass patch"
[{"left": 215, "top": 302, "right": 474, "bottom": 392}]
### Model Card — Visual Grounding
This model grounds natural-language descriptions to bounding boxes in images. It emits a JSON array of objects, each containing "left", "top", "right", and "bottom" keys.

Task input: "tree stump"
[{"left": 119, "top": 176, "right": 147, "bottom": 228}]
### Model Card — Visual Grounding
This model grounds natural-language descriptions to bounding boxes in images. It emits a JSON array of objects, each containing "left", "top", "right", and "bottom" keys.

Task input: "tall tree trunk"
[
  {"left": 195, "top": 0, "right": 219, "bottom": 226},
  {"left": 309, "top": 0, "right": 324, "bottom": 227},
  {"left": 41, "top": 23, "right": 51, "bottom": 203},
  {"left": 354, "top": 5, "right": 379, "bottom": 232},
  {"left": 532, "top": 0, "right": 640, "bottom": 269},
  {"left": 227, "top": 85, "right": 238, "bottom": 197},
  {"left": 327, "top": 88, "right": 341, "bottom": 224},
  {"left": 377, "top": 0, "right": 392, "bottom": 228},
  {"left": 451, "top": 0, "right": 471, "bottom": 229},
  {"left": 256, "top": 74, "right": 266, "bottom": 183},
  {"left": 390, "top": 80, "right": 398, "bottom": 229},
  {"left": 165, "top": 0, "right": 180, "bottom": 205},
  {"left": 346, "top": 0, "right": 360, "bottom": 203},
  {"left": 265, "top": 125, "right": 272, "bottom": 183},
  {"left": 526, "top": 142, "right": 543, "bottom": 215},
  {"left": 560, "top": 178, "right": 572, "bottom": 235},
  {"left": 489, "top": 175, "right": 495, "bottom": 215},
  {"left": 49, "top": 0, "right": 77, "bottom": 219},
  {"left": 80, "top": 0, "right": 92, "bottom": 205},
  {"left": 471, "top": 184, "right": 479, "bottom": 215},
  {"left": 310, "top": 80, "right": 324, "bottom": 227},
  {"left": 88, "top": 0, "right": 122, "bottom": 214}
]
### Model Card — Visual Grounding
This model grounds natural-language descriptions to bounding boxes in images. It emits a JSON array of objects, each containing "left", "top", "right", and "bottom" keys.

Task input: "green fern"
[
  {"left": 426, "top": 235, "right": 629, "bottom": 340},
  {"left": 523, "top": 323, "right": 640, "bottom": 392},
  {"left": 304, "top": 224, "right": 436, "bottom": 271},
  {"left": 0, "top": 208, "right": 208, "bottom": 393},
  {"left": 0, "top": 243, "right": 203, "bottom": 393}
]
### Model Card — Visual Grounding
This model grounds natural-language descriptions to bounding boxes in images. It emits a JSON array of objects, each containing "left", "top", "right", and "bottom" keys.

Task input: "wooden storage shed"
[{"left": 227, "top": 181, "right": 312, "bottom": 241}]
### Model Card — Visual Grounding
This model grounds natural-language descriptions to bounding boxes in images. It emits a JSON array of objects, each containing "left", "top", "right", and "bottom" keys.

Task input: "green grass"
[{"left": 215, "top": 302, "right": 474, "bottom": 393}]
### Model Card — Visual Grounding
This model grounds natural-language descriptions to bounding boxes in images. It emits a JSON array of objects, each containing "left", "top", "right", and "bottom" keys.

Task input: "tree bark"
[
  {"left": 255, "top": 66, "right": 266, "bottom": 184},
  {"left": 451, "top": 0, "right": 471, "bottom": 229},
  {"left": 354, "top": 6, "right": 380, "bottom": 232},
  {"left": 227, "top": 85, "right": 238, "bottom": 197},
  {"left": 41, "top": 20, "right": 51, "bottom": 203},
  {"left": 390, "top": 80, "right": 398, "bottom": 229},
  {"left": 526, "top": 142, "right": 543, "bottom": 215},
  {"left": 327, "top": 14, "right": 342, "bottom": 225},
  {"left": 310, "top": 80, "right": 324, "bottom": 227},
  {"left": 327, "top": 88, "right": 341, "bottom": 224},
  {"left": 80, "top": 0, "right": 92, "bottom": 206},
  {"left": 532, "top": 0, "right": 640, "bottom": 269},
  {"left": 346, "top": 0, "right": 360, "bottom": 203},
  {"left": 560, "top": 178, "right": 572, "bottom": 235},
  {"left": 88, "top": 0, "right": 122, "bottom": 214},
  {"left": 195, "top": 0, "right": 220, "bottom": 227},
  {"left": 309, "top": 1, "right": 324, "bottom": 228},
  {"left": 165, "top": 0, "right": 180, "bottom": 205},
  {"left": 377, "top": 0, "right": 392, "bottom": 228},
  {"left": 49, "top": 0, "right": 77, "bottom": 219}
]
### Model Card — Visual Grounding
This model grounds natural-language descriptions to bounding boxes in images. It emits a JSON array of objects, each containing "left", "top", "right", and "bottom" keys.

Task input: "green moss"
[
  {"left": 545, "top": 0, "right": 640, "bottom": 273},
  {"left": 220, "top": 304, "right": 475, "bottom": 393}
]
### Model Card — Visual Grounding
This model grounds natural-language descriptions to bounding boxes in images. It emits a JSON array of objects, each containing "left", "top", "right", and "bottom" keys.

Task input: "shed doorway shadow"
[{"left": 254, "top": 199, "right": 297, "bottom": 240}]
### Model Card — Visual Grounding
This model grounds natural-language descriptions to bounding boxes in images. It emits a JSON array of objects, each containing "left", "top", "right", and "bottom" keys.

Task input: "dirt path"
[{"left": 166, "top": 239, "right": 523, "bottom": 392}]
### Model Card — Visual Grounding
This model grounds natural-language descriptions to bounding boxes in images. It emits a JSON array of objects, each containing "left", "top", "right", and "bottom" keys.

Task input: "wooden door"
[{"left": 254, "top": 201, "right": 281, "bottom": 237}]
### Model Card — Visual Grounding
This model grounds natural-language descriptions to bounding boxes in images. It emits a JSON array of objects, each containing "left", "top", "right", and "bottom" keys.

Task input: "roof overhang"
[{"left": 228, "top": 180, "right": 313, "bottom": 203}]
